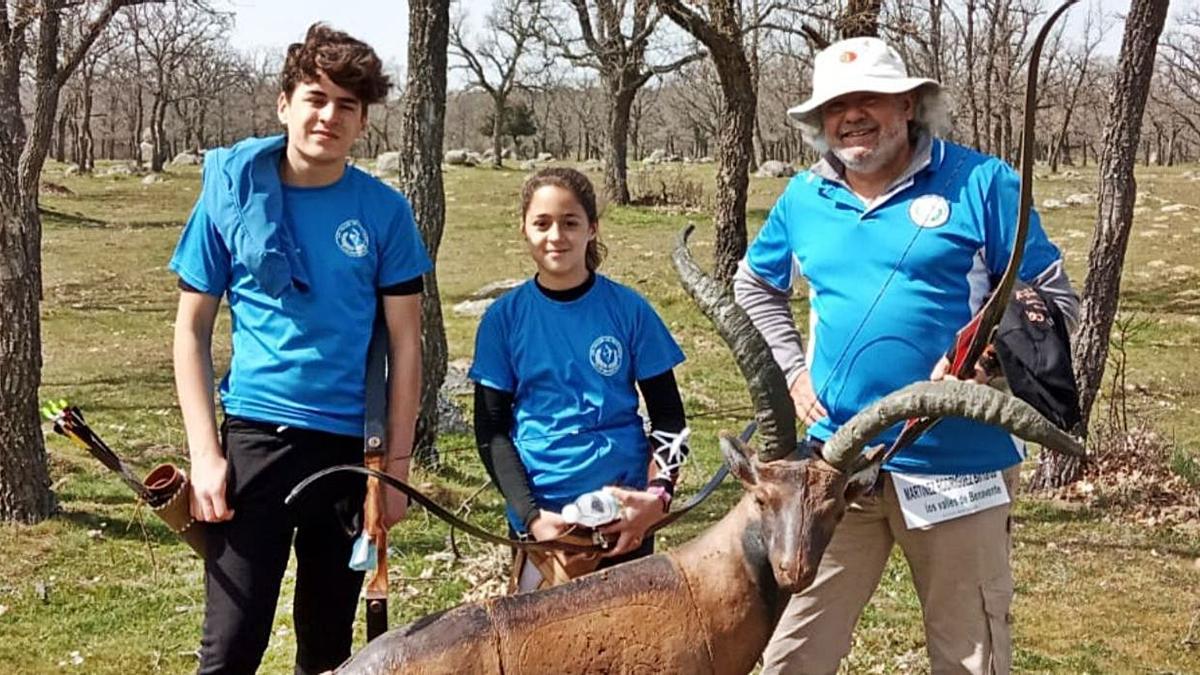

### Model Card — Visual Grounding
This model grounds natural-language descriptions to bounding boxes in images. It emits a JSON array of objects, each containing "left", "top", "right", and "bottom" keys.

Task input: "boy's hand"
[{"left": 190, "top": 450, "right": 234, "bottom": 522}]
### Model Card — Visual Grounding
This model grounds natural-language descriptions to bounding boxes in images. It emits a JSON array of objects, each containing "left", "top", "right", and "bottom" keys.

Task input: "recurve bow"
[
  {"left": 362, "top": 313, "right": 390, "bottom": 641},
  {"left": 860, "top": 0, "right": 1078, "bottom": 471}
]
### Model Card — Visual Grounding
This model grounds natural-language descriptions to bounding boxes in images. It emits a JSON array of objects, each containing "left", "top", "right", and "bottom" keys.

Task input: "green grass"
[{"left": 1, "top": 159, "right": 1197, "bottom": 673}]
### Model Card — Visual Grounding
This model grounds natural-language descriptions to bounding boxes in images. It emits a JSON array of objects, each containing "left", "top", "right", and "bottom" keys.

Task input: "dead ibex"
[{"left": 336, "top": 227, "right": 1082, "bottom": 674}]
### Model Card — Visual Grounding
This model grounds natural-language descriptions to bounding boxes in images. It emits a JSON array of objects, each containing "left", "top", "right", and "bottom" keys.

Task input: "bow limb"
[
  {"left": 363, "top": 450, "right": 389, "bottom": 642},
  {"left": 361, "top": 311, "right": 391, "bottom": 642},
  {"left": 863, "top": 0, "right": 1078, "bottom": 470}
]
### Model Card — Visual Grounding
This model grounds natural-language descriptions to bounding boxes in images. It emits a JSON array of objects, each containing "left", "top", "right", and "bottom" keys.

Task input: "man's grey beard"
[{"left": 831, "top": 120, "right": 908, "bottom": 174}]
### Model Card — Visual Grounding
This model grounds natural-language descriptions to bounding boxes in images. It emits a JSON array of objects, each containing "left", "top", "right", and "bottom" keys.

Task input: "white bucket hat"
[{"left": 787, "top": 37, "right": 939, "bottom": 125}]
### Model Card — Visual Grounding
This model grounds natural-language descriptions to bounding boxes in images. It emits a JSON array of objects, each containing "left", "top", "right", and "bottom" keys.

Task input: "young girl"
[{"left": 470, "top": 167, "right": 690, "bottom": 591}]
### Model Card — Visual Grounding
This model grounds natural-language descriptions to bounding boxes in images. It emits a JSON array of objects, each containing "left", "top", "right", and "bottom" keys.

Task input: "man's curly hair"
[{"left": 281, "top": 23, "right": 391, "bottom": 106}]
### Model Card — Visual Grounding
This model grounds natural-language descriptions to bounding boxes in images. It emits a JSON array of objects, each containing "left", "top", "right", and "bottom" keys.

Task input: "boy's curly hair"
[{"left": 281, "top": 23, "right": 391, "bottom": 106}]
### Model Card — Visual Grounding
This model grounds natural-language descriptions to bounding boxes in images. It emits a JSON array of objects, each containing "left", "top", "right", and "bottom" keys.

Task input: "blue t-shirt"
[
  {"left": 170, "top": 165, "right": 433, "bottom": 437},
  {"left": 745, "top": 139, "right": 1064, "bottom": 475},
  {"left": 469, "top": 275, "right": 685, "bottom": 526}
]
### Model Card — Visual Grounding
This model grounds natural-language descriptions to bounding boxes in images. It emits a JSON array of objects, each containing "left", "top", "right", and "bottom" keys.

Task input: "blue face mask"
[{"left": 348, "top": 532, "right": 377, "bottom": 572}]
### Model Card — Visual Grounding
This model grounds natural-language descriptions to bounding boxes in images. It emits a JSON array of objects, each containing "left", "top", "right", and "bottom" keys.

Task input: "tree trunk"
[
  {"left": 840, "top": 0, "right": 882, "bottom": 37},
  {"left": 0, "top": 169, "right": 56, "bottom": 523},
  {"left": 657, "top": 0, "right": 755, "bottom": 282},
  {"left": 711, "top": 52, "right": 754, "bottom": 282},
  {"left": 1030, "top": 0, "right": 1168, "bottom": 491},
  {"left": 396, "top": 0, "right": 450, "bottom": 464},
  {"left": 490, "top": 95, "right": 504, "bottom": 168},
  {"left": 603, "top": 81, "right": 635, "bottom": 206},
  {"left": 152, "top": 95, "right": 167, "bottom": 172}
]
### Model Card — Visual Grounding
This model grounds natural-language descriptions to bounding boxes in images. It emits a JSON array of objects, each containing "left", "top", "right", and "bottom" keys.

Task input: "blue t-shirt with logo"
[
  {"left": 745, "top": 139, "right": 1064, "bottom": 475},
  {"left": 169, "top": 165, "right": 432, "bottom": 437},
  {"left": 469, "top": 275, "right": 685, "bottom": 526}
]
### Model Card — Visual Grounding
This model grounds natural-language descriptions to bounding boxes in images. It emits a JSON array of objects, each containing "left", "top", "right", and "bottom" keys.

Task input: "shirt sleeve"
[
  {"left": 982, "top": 161, "right": 1064, "bottom": 283},
  {"left": 377, "top": 196, "right": 433, "bottom": 288},
  {"left": 469, "top": 304, "right": 517, "bottom": 393},
  {"left": 743, "top": 185, "right": 796, "bottom": 293},
  {"left": 168, "top": 199, "right": 231, "bottom": 296},
  {"left": 631, "top": 297, "right": 686, "bottom": 381}
]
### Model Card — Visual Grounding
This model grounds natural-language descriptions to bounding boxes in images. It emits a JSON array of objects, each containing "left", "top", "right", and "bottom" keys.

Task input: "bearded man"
[{"left": 734, "top": 37, "right": 1078, "bottom": 674}]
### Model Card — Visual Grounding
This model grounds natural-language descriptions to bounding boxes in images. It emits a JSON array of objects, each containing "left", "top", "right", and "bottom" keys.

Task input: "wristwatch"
[{"left": 647, "top": 484, "right": 672, "bottom": 512}]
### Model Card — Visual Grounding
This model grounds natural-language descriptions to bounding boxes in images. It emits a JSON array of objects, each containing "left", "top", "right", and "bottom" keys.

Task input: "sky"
[
  {"left": 226, "top": 0, "right": 1134, "bottom": 77},
  {"left": 227, "top": 0, "right": 493, "bottom": 72}
]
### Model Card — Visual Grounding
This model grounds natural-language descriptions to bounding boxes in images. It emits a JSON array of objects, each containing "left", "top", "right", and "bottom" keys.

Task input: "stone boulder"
[
  {"left": 1041, "top": 199, "right": 1066, "bottom": 210},
  {"left": 376, "top": 151, "right": 401, "bottom": 173},
  {"left": 141, "top": 173, "right": 164, "bottom": 185},
  {"left": 172, "top": 152, "right": 201, "bottom": 166},
  {"left": 643, "top": 149, "right": 666, "bottom": 165},
  {"left": 536, "top": 152, "right": 555, "bottom": 162},
  {"left": 452, "top": 299, "right": 494, "bottom": 317},
  {"left": 444, "top": 149, "right": 470, "bottom": 165},
  {"left": 104, "top": 163, "right": 137, "bottom": 176},
  {"left": 756, "top": 160, "right": 795, "bottom": 178},
  {"left": 471, "top": 279, "right": 523, "bottom": 300},
  {"left": 1064, "top": 193, "right": 1095, "bottom": 207}
]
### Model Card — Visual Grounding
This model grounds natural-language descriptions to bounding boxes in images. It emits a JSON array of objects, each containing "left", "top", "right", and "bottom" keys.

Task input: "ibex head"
[
  {"left": 673, "top": 225, "right": 1082, "bottom": 595},
  {"left": 720, "top": 434, "right": 866, "bottom": 592}
]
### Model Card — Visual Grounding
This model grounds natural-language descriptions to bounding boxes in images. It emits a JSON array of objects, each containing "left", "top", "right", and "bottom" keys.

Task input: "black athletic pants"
[{"left": 198, "top": 416, "right": 366, "bottom": 675}]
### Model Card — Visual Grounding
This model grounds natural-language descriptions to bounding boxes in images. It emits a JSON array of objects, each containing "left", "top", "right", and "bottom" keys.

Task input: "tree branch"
[{"left": 58, "top": 0, "right": 163, "bottom": 89}]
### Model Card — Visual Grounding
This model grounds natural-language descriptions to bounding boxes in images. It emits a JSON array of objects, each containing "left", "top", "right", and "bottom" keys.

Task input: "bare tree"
[
  {"left": 173, "top": 43, "right": 245, "bottom": 153},
  {"left": 396, "top": 0, "right": 450, "bottom": 462},
  {"left": 449, "top": 0, "right": 549, "bottom": 168},
  {"left": 125, "top": 1, "right": 229, "bottom": 171},
  {"left": 1030, "top": 0, "right": 1169, "bottom": 491},
  {"left": 557, "top": 0, "right": 704, "bottom": 203},
  {"left": 1158, "top": 8, "right": 1200, "bottom": 158},
  {"left": 1, "top": 0, "right": 158, "bottom": 524},
  {"left": 657, "top": 0, "right": 764, "bottom": 281},
  {"left": 1047, "top": 5, "right": 1106, "bottom": 172}
]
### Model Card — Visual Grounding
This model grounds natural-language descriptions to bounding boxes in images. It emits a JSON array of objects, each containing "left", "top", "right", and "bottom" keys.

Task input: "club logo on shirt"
[
  {"left": 589, "top": 335, "right": 623, "bottom": 377},
  {"left": 335, "top": 220, "right": 370, "bottom": 258},
  {"left": 908, "top": 194, "right": 951, "bottom": 228}
]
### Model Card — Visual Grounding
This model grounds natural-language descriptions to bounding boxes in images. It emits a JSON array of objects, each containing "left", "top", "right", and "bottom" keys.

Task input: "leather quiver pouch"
[
  {"left": 509, "top": 531, "right": 602, "bottom": 593},
  {"left": 144, "top": 464, "right": 206, "bottom": 559}
]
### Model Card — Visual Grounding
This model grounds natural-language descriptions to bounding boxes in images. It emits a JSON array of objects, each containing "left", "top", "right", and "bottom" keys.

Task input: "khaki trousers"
[{"left": 761, "top": 467, "right": 1020, "bottom": 675}]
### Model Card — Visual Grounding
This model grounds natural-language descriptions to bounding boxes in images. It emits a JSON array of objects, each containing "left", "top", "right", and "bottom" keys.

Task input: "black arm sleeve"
[
  {"left": 637, "top": 369, "right": 689, "bottom": 491},
  {"left": 473, "top": 383, "right": 540, "bottom": 529}
]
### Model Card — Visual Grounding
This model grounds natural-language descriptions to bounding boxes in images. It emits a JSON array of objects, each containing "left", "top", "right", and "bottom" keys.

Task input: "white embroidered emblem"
[
  {"left": 589, "top": 336, "right": 623, "bottom": 377},
  {"left": 335, "top": 220, "right": 369, "bottom": 258},
  {"left": 908, "top": 194, "right": 951, "bottom": 228}
]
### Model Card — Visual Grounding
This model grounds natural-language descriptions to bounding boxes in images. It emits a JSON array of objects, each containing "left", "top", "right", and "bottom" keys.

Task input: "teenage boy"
[{"left": 170, "top": 23, "right": 431, "bottom": 674}]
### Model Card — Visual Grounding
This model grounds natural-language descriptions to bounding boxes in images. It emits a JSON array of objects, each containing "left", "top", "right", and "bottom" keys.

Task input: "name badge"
[{"left": 892, "top": 471, "right": 1010, "bottom": 529}]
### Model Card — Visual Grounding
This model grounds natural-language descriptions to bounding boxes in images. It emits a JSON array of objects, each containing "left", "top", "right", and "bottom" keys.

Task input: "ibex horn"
[
  {"left": 821, "top": 380, "right": 1085, "bottom": 472},
  {"left": 672, "top": 225, "right": 797, "bottom": 461}
]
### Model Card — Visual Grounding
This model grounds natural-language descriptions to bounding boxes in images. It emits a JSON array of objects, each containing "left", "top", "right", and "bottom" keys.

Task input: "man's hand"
[
  {"left": 598, "top": 487, "right": 664, "bottom": 558},
  {"left": 930, "top": 353, "right": 989, "bottom": 384},
  {"left": 189, "top": 449, "right": 234, "bottom": 522},
  {"left": 790, "top": 370, "right": 828, "bottom": 427}
]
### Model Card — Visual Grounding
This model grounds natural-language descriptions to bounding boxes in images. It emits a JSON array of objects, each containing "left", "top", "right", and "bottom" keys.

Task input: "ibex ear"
[
  {"left": 844, "top": 445, "right": 883, "bottom": 503},
  {"left": 720, "top": 433, "right": 758, "bottom": 486}
]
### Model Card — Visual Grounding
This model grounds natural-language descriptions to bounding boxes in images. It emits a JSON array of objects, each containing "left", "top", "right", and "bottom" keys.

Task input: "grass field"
[{"left": 1, "top": 158, "right": 1197, "bottom": 673}]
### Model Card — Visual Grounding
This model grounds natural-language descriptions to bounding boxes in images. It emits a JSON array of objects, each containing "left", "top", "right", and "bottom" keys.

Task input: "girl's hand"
[
  {"left": 528, "top": 510, "right": 571, "bottom": 541},
  {"left": 598, "top": 487, "right": 663, "bottom": 557}
]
